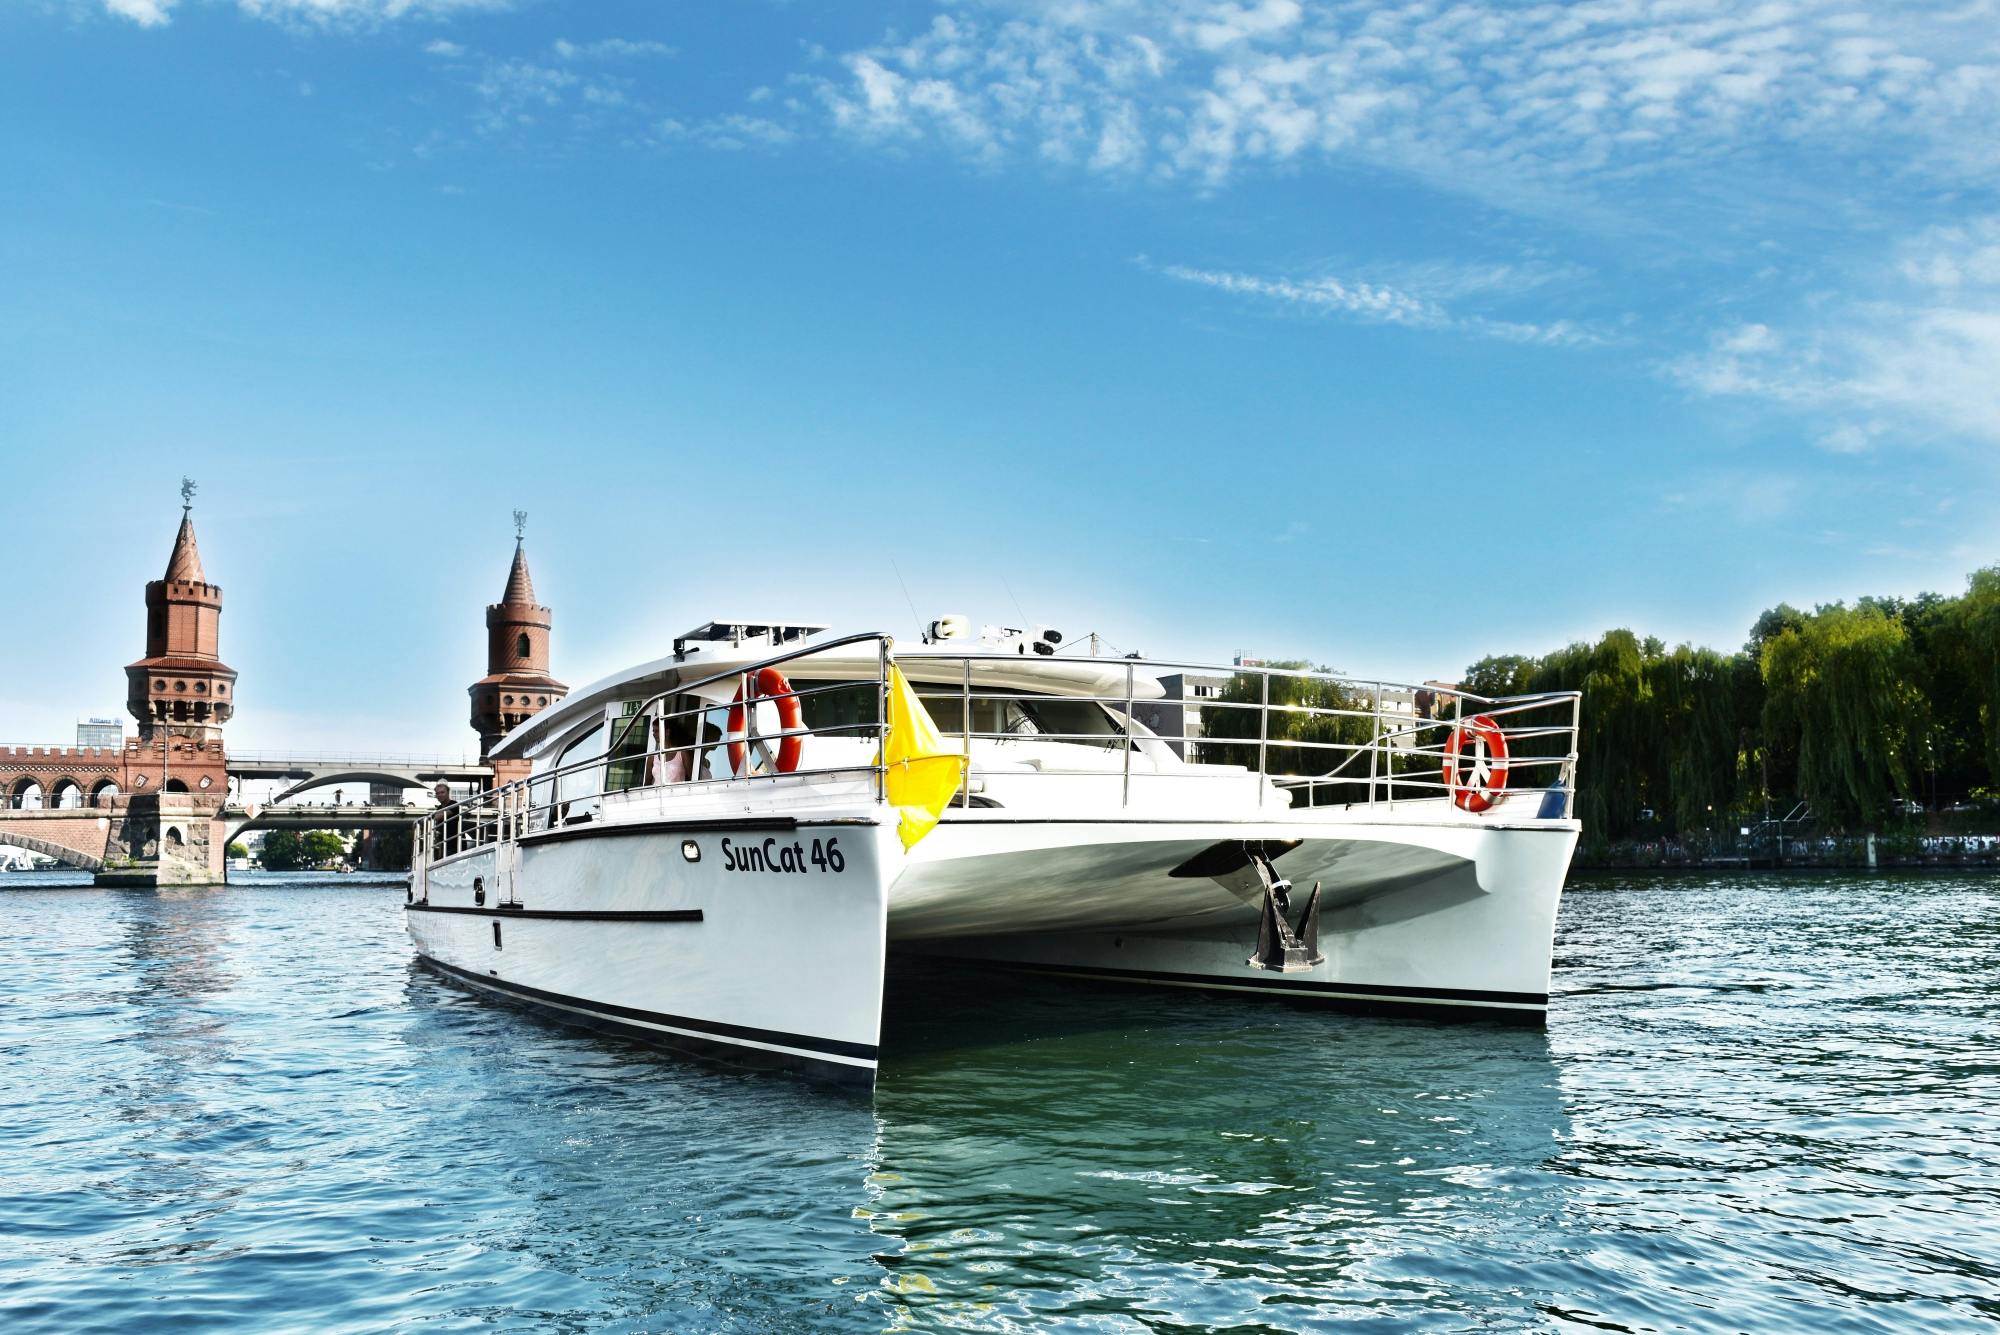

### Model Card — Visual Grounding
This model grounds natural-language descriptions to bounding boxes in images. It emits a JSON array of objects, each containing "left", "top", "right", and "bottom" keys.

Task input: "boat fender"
[
  {"left": 727, "top": 667, "right": 805, "bottom": 776},
  {"left": 1443, "top": 714, "right": 1510, "bottom": 812}
]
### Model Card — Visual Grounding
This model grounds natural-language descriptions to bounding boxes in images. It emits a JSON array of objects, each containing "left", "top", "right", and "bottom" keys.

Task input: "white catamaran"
[{"left": 408, "top": 619, "right": 1582, "bottom": 1083}]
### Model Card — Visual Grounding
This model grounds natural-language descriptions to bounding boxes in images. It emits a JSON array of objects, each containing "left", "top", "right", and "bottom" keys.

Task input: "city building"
[{"left": 76, "top": 718, "right": 123, "bottom": 749}]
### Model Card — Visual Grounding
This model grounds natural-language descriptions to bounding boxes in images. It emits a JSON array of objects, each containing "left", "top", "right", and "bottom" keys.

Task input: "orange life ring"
[
  {"left": 727, "top": 667, "right": 805, "bottom": 776},
  {"left": 1443, "top": 714, "right": 1509, "bottom": 812}
]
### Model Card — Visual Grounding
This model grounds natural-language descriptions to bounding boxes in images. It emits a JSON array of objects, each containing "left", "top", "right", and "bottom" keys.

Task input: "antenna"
[
  {"left": 180, "top": 477, "right": 197, "bottom": 512},
  {"left": 887, "top": 555, "right": 923, "bottom": 635},
  {"left": 513, "top": 509, "right": 528, "bottom": 542}
]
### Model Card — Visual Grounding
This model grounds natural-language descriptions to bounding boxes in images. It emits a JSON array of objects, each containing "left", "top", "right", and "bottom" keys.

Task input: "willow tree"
[
  {"left": 1515, "top": 630, "right": 1652, "bottom": 838},
  {"left": 1200, "top": 661, "right": 1379, "bottom": 800},
  {"left": 1759, "top": 604, "right": 1926, "bottom": 825},
  {"left": 1647, "top": 644, "right": 1741, "bottom": 833}
]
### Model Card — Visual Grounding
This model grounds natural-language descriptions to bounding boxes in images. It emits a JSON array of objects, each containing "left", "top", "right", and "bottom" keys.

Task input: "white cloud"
[
  {"left": 807, "top": 2, "right": 2000, "bottom": 204},
  {"left": 1668, "top": 217, "right": 2000, "bottom": 446},
  {"left": 470, "top": 58, "right": 576, "bottom": 126},
  {"left": 552, "top": 37, "right": 675, "bottom": 62},
  {"left": 424, "top": 39, "right": 463, "bottom": 57},
  {"left": 104, "top": 0, "right": 174, "bottom": 25},
  {"left": 1157, "top": 260, "right": 1605, "bottom": 347},
  {"left": 103, "top": 0, "right": 510, "bottom": 29},
  {"left": 656, "top": 114, "right": 796, "bottom": 151}
]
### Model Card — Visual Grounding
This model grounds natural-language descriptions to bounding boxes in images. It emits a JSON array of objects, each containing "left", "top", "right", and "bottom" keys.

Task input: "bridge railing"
[{"left": 225, "top": 750, "right": 487, "bottom": 771}]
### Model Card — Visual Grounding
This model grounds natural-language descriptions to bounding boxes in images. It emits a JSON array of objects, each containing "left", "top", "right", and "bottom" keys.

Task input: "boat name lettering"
[{"left": 720, "top": 836, "right": 845, "bottom": 875}]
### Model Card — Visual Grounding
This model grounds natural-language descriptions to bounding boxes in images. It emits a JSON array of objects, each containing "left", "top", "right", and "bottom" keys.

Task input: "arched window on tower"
[{"left": 516, "top": 632, "right": 530, "bottom": 658}]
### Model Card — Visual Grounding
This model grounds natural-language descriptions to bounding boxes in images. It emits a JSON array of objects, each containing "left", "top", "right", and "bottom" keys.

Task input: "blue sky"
[{"left": 3, "top": 0, "right": 1998, "bottom": 754}]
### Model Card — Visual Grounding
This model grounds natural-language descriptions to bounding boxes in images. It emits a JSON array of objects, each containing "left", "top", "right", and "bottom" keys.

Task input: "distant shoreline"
[{"left": 1576, "top": 833, "right": 2000, "bottom": 873}]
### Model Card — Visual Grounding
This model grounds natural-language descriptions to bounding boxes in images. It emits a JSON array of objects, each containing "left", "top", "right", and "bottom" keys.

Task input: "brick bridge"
[
  {"left": 0, "top": 747, "right": 492, "bottom": 878},
  {"left": 0, "top": 810, "right": 115, "bottom": 872}
]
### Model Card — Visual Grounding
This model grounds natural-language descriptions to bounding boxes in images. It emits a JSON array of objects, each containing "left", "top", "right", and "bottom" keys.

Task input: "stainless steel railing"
[{"left": 415, "top": 634, "right": 1582, "bottom": 872}]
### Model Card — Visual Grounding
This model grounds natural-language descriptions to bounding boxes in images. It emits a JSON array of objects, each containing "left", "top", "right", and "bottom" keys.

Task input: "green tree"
[
  {"left": 260, "top": 830, "right": 304, "bottom": 871},
  {"left": 1201, "top": 662, "right": 1379, "bottom": 801},
  {"left": 1937, "top": 567, "right": 2000, "bottom": 795},
  {"left": 1517, "top": 630, "right": 1651, "bottom": 838},
  {"left": 302, "top": 831, "right": 347, "bottom": 867},
  {"left": 1462, "top": 655, "right": 1537, "bottom": 698},
  {"left": 1760, "top": 603, "right": 1927, "bottom": 825},
  {"left": 1646, "top": 644, "right": 1742, "bottom": 833},
  {"left": 226, "top": 841, "right": 249, "bottom": 860}
]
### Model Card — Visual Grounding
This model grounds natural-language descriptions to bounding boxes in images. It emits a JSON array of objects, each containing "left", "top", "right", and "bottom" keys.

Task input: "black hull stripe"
[
  {"left": 407, "top": 903, "right": 703, "bottom": 922},
  {"left": 973, "top": 958, "right": 1547, "bottom": 1008},
  {"left": 420, "top": 956, "right": 879, "bottom": 1063}
]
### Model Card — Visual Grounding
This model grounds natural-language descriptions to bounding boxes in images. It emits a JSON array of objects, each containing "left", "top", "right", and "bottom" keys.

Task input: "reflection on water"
[
  {"left": 0, "top": 870, "right": 1996, "bottom": 1332},
  {"left": 866, "top": 966, "right": 1569, "bottom": 1331}
]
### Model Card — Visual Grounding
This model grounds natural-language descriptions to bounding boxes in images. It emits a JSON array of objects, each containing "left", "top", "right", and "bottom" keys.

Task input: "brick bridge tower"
[
  {"left": 126, "top": 480, "right": 237, "bottom": 752},
  {"left": 469, "top": 513, "right": 565, "bottom": 785}
]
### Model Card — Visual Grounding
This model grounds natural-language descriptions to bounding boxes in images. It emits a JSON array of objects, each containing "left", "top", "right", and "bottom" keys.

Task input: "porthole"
[
  {"left": 195, "top": 682, "right": 207, "bottom": 693},
  {"left": 217, "top": 685, "right": 226, "bottom": 695},
  {"left": 154, "top": 679, "right": 166, "bottom": 690},
  {"left": 538, "top": 696, "right": 548, "bottom": 706},
  {"left": 174, "top": 681, "right": 187, "bottom": 693},
  {"left": 503, "top": 694, "right": 514, "bottom": 706}
]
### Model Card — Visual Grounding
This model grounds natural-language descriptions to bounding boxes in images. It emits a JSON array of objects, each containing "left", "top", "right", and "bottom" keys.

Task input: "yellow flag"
[{"left": 882, "top": 662, "right": 967, "bottom": 850}]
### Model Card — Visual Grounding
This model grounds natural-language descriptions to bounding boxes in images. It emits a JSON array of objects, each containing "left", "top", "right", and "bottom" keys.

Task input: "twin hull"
[{"left": 407, "top": 811, "right": 1578, "bottom": 1083}]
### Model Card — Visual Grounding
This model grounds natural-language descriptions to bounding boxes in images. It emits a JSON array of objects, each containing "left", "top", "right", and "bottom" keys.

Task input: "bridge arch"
[
  {"left": 267, "top": 771, "right": 430, "bottom": 807},
  {"left": 91, "top": 780, "right": 120, "bottom": 807},
  {"left": 50, "top": 778, "right": 84, "bottom": 810},
  {"left": 9, "top": 778, "right": 44, "bottom": 810},
  {"left": 0, "top": 828, "right": 105, "bottom": 872}
]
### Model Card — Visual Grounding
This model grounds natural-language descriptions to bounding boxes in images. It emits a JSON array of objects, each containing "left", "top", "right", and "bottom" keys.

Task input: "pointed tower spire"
[
  {"left": 164, "top": 512, "right": 206, "bottom": 584},
  {"left": 502, "top": 540, "right": 537, "bottom": 606},
  {"left": 165, "top": 477, "right": 205, "bottom": 583}
]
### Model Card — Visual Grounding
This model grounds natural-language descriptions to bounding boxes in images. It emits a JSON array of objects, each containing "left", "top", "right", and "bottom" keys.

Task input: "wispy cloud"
[
  {"left": 655, "top": 114, "right": 795, "bottom": 152},
  {"left": 1667, "top": 217, "right": 2000, "bottom": 447},
  {"left": 552, "top": 37, "right": 675, "bottom": 62},
  {"left": 1156, "top": 260, "right": 1605, "bottom": 347},
  {"left": 102, "top": 0, "right": 511, "bottom": 29},
  {"left": 806, "top": 1, "right": 2000, "bottom": 212}
]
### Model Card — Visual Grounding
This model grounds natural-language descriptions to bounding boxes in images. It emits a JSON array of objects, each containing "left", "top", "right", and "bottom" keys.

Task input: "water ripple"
[{"left": 1, "top": 870, "right": 1996, "bottom": 1331}]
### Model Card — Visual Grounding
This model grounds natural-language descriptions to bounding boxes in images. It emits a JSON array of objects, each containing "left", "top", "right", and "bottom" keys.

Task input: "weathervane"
[
  {"left": 513, "top": 509, "right": 528, "bottom": 542},
  {"left": 181, "top": 477, "right": 197, "bottom": 513}
]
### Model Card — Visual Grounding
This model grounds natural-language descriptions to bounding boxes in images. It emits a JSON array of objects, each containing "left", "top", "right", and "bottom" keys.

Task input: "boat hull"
[
  {"left": 891, "top": 814, "right": 1577, "bottom": 1020},
  {"left": 407, "top": 813, "right": 898, "bottom": 1082},
  {"left": 407, "top": 807, "right": 1577, "bottom": 1084}
]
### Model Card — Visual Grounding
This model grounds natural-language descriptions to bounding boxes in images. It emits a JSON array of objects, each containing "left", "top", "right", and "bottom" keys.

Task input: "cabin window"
[
  {"left": 796, "top": 680, "right": 880, "bottom": 736},
  {"left": 553, "top": 719, "right": 607, "bottom": 807},
  {"left": 916, "top": 689, "right": 1126, "bottom": 749},
  {"left": 604, "top": 701, "right": 649, "bottom": 792}
]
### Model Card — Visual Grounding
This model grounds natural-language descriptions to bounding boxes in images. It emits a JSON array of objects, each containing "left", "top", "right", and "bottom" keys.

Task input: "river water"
[{"left": 1, "top": 870, "right": 1995, "bottom": 1333}]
